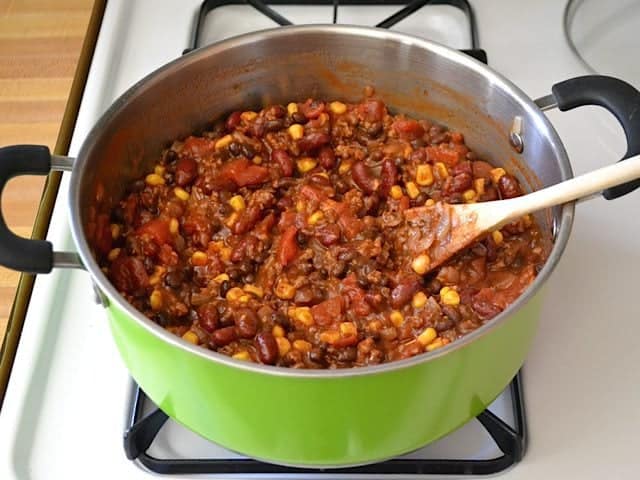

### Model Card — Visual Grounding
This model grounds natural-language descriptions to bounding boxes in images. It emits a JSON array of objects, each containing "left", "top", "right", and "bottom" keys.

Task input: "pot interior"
[{"left": 73, "top": 25, "right": 571, "bottom": 336}]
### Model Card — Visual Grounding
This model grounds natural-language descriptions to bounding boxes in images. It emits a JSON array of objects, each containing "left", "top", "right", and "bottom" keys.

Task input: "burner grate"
[{"left": 123, "top": 374, "right": 526, "bottom": 475}]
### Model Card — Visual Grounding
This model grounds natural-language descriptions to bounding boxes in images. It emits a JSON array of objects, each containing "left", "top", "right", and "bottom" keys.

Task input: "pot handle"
[
  {"left": 535, "top": 75, "right": 640, "bottom": 200},
  {"left": 0, "top": 145, "right": 82, "bottom": 274}
]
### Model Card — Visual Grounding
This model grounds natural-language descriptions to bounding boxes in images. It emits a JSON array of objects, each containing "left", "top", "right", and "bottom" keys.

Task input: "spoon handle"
[{"left": 495, "top": 153, "right": 640, "bottom": 223}]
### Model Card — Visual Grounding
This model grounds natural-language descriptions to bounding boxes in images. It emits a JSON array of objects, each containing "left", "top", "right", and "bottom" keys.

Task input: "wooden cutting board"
[{"left": 0, "top": 0, "right": 94, "bottom": 340}]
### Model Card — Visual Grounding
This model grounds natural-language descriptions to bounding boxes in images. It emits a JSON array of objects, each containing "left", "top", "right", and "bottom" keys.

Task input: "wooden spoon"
[{"left": 402, "top": 154, "right": 640, "bottom": 275}]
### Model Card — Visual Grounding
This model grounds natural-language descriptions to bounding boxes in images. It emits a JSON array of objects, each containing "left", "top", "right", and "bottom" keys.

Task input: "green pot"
[{"left": 7, "top": 25, "right": 640, "bottom": 466}]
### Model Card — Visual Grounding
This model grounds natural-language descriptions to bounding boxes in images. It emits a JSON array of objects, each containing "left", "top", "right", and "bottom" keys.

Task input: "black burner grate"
[
  {"left": 124, "top": 373, "right": 526, "bottom": 475},
  {"left": 184, "top": 0, "right": 485, "bottom": 62}
]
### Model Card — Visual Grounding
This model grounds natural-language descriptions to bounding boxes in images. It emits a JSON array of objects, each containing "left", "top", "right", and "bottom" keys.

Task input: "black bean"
[{"left": 219, "top": 280, "right": 230, "bottom": 298}]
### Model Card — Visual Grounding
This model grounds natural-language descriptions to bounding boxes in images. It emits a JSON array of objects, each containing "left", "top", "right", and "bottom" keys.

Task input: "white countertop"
[{"left": 0, "top": 0, "right": 638, "bottom": 478}]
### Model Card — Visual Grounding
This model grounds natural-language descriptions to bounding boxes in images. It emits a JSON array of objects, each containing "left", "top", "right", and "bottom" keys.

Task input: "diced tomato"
[
  {"left": 426, "top": 146, "right": 461, "bottom": 167},
  {"left": 216, "top": 158, "right": 269, "bottom": 189},
  {"left": 311, "top": 297, "right": 343, "bottom": 326},
  {"left": 300, "top": 184, "right": 328, "bottom": 203},
  {"left": 137, "top": 218, "right": 171, "bottom": 245},
  {"left": 182, "top": 136, "right": 216, "bottom": 157},
  {"left": 341, "top": 274, "right": 371, "bottom": 316},
  {"left": 393, "top": 119, "right": 425, "bottom": 140},
  {"left": 277, "top": 226, "right": 299, "bottom": 266}
]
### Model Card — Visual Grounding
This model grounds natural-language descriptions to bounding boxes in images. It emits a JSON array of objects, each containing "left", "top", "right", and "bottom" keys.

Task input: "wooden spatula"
[{"left": 402, "top": 153, "right": 640, "bottom": 275}]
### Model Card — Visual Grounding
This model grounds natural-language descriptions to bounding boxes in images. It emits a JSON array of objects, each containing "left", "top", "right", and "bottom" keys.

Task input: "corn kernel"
[
  {"left": 213, "top": 273, "right": 229, "bottom": 284},
  {"left": 150, "top": 290, "right": 163, "bottom": 311},
  {"left": 317, "top": 112, "right": 329, "bottom": 127},
  {"left": 523, "top": 214, "right": 533, "bottom": 228},
  {"left": 229, "top": 195, "right": 246, "bottom": 212},
  {"left": 404, "top": 145, "right": 414, "bottom": 158},
  {"left": 174, "top": 187, "right": 190, "bottom": 201},
  {"left": 297, "top": 157, "right": 317, "bottom": 173},
  {"left": 411, "top": 253, "right": 431, "bottom": 275},
  {"left": 340, "top": 322, "right": 357, "bottom": 337},
  {"left": 293, "top": 339, "right": 312, "bottom": 352},
  {"left": 110, "top": 223, "right": 120, "bottom": 240},
  {"left": 275, "top": 280, "right": 296, "bottom": 299},
  {"left": 145, "top": 173, "right": 165, "bottom": 186},
  {"left": 276, "top": 337, "right": 291, "bottom": 356},
  {"left": 440, "top": 287, "right": 460, "bottom": 306},
  {"left": 287, "top": 102, "right": 299, "bottom": 115},
  {"left": 191, "top": 250, "right": 208, "bottom": 266},
  {"left": 368, "top": 320, "right": 383, "bottom": 333},
  {"left": 225, "top": 212, "right": 239, "bottom": 228},
  {"left": 241, "top": 111, "right": 258, "bottom": 122},
  {"left": 416, "top": 164, "right": 434, "bottom": 186},
  {"left": 338, "top": 160, "right": 352, "bottom": 175},
  {"left": 232, "top": 350, "right": 252, "bottom": 361},
  {"left": 390, "top": 185, "right": 403, "bottom": 200},
  {"left": 252, "top": 155, "right": 263, "bottom": 165},
  {"left": 272, "top": 325, "right": 285, "bottom": 338},
  {"left": 169, "top": 218, "right": 179, "bottom": 234},
  {"left": 154, "top": 165, "right": 165, "bottom": 176},
  {"left": 417, "top": 327, "right": 438, "bottom": 346},
  {"left": 434, "top": 162, "right": 449, "bottom": 179},
  {"left": 492, "top": 230, "right": 504, "bottom": 245},
  {"left": 329, "top": 101, "right": 347, "bottom": 114},
  {"left": 490, "top": 167, "right": 506, "bottom": 184},
  {"left": 182, "top": 330, "right": 199, "bottom": 345},
  {"left": 425, "top": 198, "right": 435, "bottom": 207},
  {"left": 219, "top": 247, "right": 232, "bottom": 262},
  {"left": 107, "top": 248, "right": 121, "bottom": 262},
  {"left": 289, "top": 307, "right": 314, "bottom": 326},
  {"left": 426, "top": 338, "right": 445, "bottom": 352},
  {"left": 215, "top": 134, "right": 233, "bottom": 150},
  {"left": 406, "top": 181, "right": 420, "bottom": 199},
  {"left": 243, "top": 284, "right": 264, "bottom": 298},
  {"left": 149, "top": 266, "right": 166, "bottom": 286},
  {"left": 390, "top": 310, "right": 404, "bottom": 327},
  {"left": 307, "top": 210, "right": 324, "bottom": 225},
  {"left": 412, "top": 291, "right": 428, "bottom": 309},
  {"left": 226, "top": 287, "right": 245, "bottom": 302},
  {"left": 319, "top": 330, "right": 341, "bottom": 344},
  {"left": 463, "top": 189, "right": 477, "bottom": 202},
  {"left": 288, "top": 124, "right": 304, "bottom": 140},
  {"left": 474, "top": 178, "right": 485, "bottom": 196},
  {"left": 295, "top": 200, "right": 306, "bottom": 213}
]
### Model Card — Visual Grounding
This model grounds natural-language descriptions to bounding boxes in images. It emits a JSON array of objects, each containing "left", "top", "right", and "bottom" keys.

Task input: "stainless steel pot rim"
[{"left": 69, "top": 24, "right": 575, "bottom": 378}]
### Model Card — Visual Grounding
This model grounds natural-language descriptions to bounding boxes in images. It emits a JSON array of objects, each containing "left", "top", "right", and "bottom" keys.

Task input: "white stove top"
[{"left": 1, "top": 1, "right": 639, "bottom": 479}]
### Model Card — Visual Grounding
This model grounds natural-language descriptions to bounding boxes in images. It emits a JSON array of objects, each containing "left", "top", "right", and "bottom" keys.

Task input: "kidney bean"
[
  {"left": 472, "top": 297, "right": 503, "bottom": 319},
  {"left": 164, "top": 269, "right": 184, "bottom": 288},
  {"left": 379, "top": 159, "right": 397, "bottom": 196},
  {"left": 109, "top": 256, "right": 148, "bottom": 294},
  {"left": 225, "top": 111, "right": 242, "bottom": 131},
  {"left": 358, "top": 99, "right": 386, "bottom": 122},
  {"left": 498, "top": 174, "right": 523, "bottom": 199},
  {"left": 271, "top": 149, "right": 294, "bottom": 177},
  {"left": 410, "top": 148, "right": 427, "bottom": 164},
  {"left": 447, "top": 172, "right": 473, "bottom": 194},
  {"left": 198, "top": 303, "right": 219, "bottom": 333},
  {"left": 298, "top": 132, "right": 330, "bottom": 153},
  {"left": 175, "top": 157, "right": 198, "bottom": 186},
  {"left": 255, "top": 332, "right": 278, "bottom": 364},
  {"left": 300, "top": 99, "right": 325, "bottom": 119},
  {"left": 450, "top": 160, "right": 472, "bottom": 176},
  {"left": 235, "top": 308, "right": 258, "bottom": 338},
  {"left": 318, "top": 146, "right": 336, "bottom": 169},
  {"left": 390, "top": 277, "right": 421, "bottom": 308},
  {"left": 351, "top": 161, "right": 379, "bottom": 194},
  {"left": 264, "top": 119, "right": 285, "bottom": 133},
  {"left": 211, "top": 326, "right": 237, "bottom": 347},
  {"left": 441, "top": 304, "right": 461, "bottom": 323},
  {"left": 471, "top": 160, "right": 493, "bottom": 179},
  {"left": 291, "top": 111, "right": 307, "bottom": 124},
  {"left": 267, "top": 105, "right": 286, "bottom": 118}
]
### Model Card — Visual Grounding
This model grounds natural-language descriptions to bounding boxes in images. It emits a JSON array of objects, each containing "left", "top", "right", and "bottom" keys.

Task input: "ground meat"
[{"left": 100, "top": 92, "right": 548, "bottom": 369}]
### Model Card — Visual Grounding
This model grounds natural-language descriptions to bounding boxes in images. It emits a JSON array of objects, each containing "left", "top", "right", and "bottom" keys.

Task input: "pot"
[{"left": 1, "top": 26, "right": 639, "bottom": 467}]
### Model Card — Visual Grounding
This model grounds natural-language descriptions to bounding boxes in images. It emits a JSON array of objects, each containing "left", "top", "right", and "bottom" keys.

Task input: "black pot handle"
[
  {"left": 549, "top": 75, "right": 640, "bottom": 200},
  {"left": 0, "top": 145, "right": 80, "bottom": 274}
]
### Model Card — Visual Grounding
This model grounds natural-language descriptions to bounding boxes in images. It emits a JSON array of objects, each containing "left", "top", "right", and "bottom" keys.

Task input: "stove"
[{"left": 1, "top": 1, "right": 639, "bottom": 479}]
